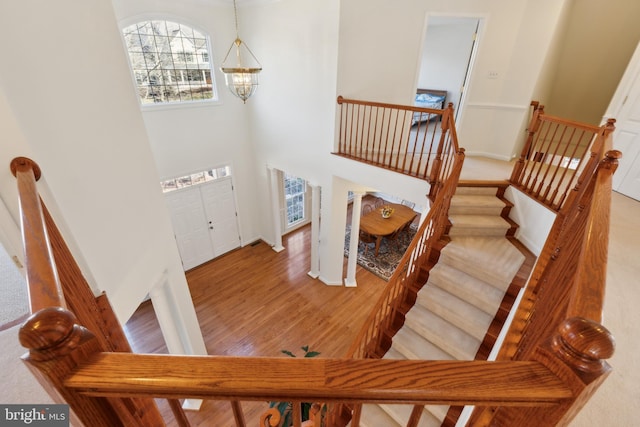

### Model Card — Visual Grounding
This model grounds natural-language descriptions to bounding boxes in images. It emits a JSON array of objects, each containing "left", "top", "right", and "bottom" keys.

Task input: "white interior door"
[
  {"left": 613, "top": 98, "right": 640, "bottom": 201},
  {"left": 200, "top": 177, "right": 241, "bottom": 256},
  {"left": 606, "top": 41, "right": 640, "bottom": 201},
  {"left": 165, "top": 187, "right": 215, "bottom": 270}
]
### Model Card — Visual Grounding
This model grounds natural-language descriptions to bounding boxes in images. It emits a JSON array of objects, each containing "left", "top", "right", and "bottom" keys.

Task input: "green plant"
[{"left": 268, "top": 346, "right": 322, "bottom": 426}]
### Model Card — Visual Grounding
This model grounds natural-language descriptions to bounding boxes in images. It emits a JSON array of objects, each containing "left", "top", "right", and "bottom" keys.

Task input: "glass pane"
[
  {"left": 176, "top": 176, "right": 192, "bottom": 188},
  {"left": 217, "top": 166, "right": 230, "bottom": 178},
  {"left": 191, "top": 172, "right": 206, "bottom": 184},
  {"left": 161, "top": 179, "right": 177, "bottom": 193},
  {"left": 123, "top": 20, "right": 216, "bottom": 105},
  {"left": 284, "top": 173, "right": 306, "bottom": 226}
]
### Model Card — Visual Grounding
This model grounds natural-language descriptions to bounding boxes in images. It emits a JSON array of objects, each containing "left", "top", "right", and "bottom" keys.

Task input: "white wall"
[
  {"left": 111, "top": 0, "right": 262, "bottom": 245},
  {"left": 547, "top": 0, "right": 640, "bottom": 124},
  {"left": 418, "top": 18, "right": 479, "bottom": 109},
  {"left": 337, "top": 0, "right": 570, "bottom": 161},
  {"left": 0, "top": 0, "right": 205, "bottom": 355}
]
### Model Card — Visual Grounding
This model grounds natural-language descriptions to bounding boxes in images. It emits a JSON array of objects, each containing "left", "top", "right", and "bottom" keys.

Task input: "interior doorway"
[{"left": 416, "top": 16, "right": 482, "bottom": 122}]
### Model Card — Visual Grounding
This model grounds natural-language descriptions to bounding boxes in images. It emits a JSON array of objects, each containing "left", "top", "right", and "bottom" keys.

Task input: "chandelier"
[{"left": 220, "top": 0, "right": 262, "bottom": 103}]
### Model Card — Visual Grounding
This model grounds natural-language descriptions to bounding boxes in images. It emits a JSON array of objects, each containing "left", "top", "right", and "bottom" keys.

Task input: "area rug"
[{"left": 344, "top": 224, "right": 417, "bottom": 281}]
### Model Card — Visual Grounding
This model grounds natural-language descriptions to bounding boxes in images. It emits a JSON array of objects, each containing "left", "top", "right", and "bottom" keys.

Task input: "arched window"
[{"left": 122, "top": 20, "right": 217, "bottom": 105}]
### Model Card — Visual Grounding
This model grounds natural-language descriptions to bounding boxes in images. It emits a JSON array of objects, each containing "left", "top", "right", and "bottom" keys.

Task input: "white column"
[
  {"left": 268, "top": 166, "right": 284, "bottom": 252},
  {"left": 308, "top": 184, "right": 321, "bottom": 279},
  {"left": 149, "top": 273, "right": 203, "bottom": 410},
  {"left": 344, "top": 191, "right": 364, "bottom": 287}
]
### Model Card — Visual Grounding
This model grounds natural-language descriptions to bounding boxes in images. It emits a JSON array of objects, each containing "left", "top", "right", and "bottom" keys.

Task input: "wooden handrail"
[
  {"left": 10, "top": 157, "right": 65, "bottom": 312},
  {"left": 567, "top": 151, "right": 620, "bottom": 323},
  {"left": 64, "top": 354, "right": 571, "bottom": 405}
]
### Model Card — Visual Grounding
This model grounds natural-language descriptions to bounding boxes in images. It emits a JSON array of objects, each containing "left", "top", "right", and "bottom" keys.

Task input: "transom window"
[
  {"left": 161, "top": 166, "right": 231, "bottom": 193},
  {"left": 122, "top": 20, "right": 217, "bottom": 105}
]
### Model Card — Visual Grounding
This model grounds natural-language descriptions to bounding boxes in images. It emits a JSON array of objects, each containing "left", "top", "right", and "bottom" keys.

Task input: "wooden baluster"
[
  {"left": 292, "top": 401, "right": 302, "bottom": 427},
  {"left": 350, "top": 403, "right": 362, "bottom": 427},
  {"left": 231, "top": 400, "right": 246, "bottom": 427},
  {"left": 406, "top": 405, "right": 424, "bottom": 427},
  {"left": 168, "top": 399, "right": 192, "bottom": 427}
]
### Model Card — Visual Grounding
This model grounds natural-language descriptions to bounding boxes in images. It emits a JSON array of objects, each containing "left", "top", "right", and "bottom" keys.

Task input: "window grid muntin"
[
  {"left": 284, "top": 174, "right": 306, "bottom": 226},
  {"left": 123, "top": 20, "right": 216, "bottom": 105},
  {"left": 161, "top": 166, "right": 231, "bottom": 193}
]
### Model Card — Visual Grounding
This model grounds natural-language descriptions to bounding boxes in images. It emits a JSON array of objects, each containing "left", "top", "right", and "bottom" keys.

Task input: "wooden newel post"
[
  {"left": 19, "top": 307, "right": 127, "bottom": 427},
  {"left": 551, "top": 317, "right": 615, "bottom": 380}
]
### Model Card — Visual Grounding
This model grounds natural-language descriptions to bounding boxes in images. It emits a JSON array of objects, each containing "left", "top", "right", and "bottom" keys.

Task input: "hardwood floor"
[{"left": 123, "top": 224, "right": 386, "bottom": 426}]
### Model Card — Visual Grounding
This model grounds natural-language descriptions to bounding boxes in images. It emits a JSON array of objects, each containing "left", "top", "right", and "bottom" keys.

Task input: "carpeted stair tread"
[
  {"left": 417, "top": 285, "right": 493, "bottom": 341},
  {"left": 383, "top": 346, "right": 407, "bottom": 360},
  {"left": 427, "top": 263, "right": 506, "bottom": 315},
  {"left": 448, "top": 214, "right": 510, "bottom": 236},
  {"left": 392, "top": 326, "right": 455, "bottom": 361},
  {"left": 380, "top": 403, "right": 443, "bottom": 427},
  {"left": 454, "top": 186, "right": 499, "bottom": 195},
  {"left": 439, "top": 237, "right": 525, "bottom": 291},
  {"left": 449, "top": 194, "right": 506, "bottom": 216},
  {"left": 404, "top": 304, "right": 480, "bottom": 360},
  {"left": 359, "top": 404, "right": 402, "bottom": 427},
  {"left": 379, "top": 346, "right": 450, "bottom": 425}
]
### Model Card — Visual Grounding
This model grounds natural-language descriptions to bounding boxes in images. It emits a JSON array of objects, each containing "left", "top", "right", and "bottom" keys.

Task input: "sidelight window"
[{"left": 284, "top": 173, "right": 307, "bottom": 227}]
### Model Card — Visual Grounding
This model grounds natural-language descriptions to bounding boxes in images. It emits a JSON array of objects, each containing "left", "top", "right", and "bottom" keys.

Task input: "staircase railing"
[
  {"left": 11, "top": 102, "right": 617, "bottom": 427},
  {"left": 345, "top": 152, "right": 464, "bottom": 362},
  {"left": 468, "top": 127, "right": 620, "bottom": 425},
  {"left": 510, "top": 101, "right": 617, "bottom": 211},
  {"left": 334, "top": 96, "right": 457, "bottom": 200}
]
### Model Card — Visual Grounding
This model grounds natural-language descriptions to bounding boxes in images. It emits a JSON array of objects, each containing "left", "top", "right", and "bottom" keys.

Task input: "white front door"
[
  {"left": 165, "top": 186, "right": 215, "bottom": 270},
  {"left": 200, "top": 177, "right": 241, "bottom": 256}
]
